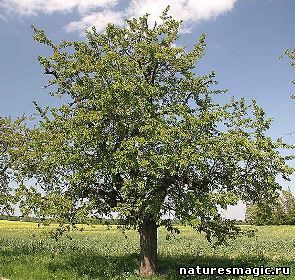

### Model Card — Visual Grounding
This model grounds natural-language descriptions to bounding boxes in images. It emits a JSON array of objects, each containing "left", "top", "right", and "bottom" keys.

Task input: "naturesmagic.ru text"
[{"left": 179, "top": 265, "right": 290, "bottom": 277}]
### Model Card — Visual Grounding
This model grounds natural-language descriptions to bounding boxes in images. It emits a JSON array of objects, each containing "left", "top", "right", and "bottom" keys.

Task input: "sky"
[{"left": 0, "top": 0, "right": 294, "bottom": 220}]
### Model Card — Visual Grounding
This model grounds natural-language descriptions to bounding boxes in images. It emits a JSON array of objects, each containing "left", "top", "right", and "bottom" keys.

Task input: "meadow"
[{"left": 0, "top": 220, "right": 294, "bottom": 280}]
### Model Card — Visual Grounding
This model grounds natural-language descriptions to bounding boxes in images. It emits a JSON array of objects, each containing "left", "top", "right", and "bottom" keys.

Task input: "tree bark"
[{"left": 139, "top": 217, "right": 158, "bottom": 277}]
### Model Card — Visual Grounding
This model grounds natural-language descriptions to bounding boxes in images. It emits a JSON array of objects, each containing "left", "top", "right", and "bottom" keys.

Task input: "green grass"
[{"left": 0, "top": 221, "right": 294, "bottom": 279}]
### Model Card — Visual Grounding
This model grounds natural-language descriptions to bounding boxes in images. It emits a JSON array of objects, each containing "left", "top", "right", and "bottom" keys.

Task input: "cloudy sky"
[{"left": 0, "top": 0, "right": 294, "bottom": 219}]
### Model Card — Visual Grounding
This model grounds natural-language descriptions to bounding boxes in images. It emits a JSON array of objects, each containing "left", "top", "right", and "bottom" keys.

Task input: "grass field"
[{"left": 0, "top": 221, "right": 294, "bottom": 280}]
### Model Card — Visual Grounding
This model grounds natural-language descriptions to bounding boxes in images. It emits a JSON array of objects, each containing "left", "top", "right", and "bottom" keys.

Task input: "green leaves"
[
  {"left": 246, "top": 190, "right": 295, "bottom": 225},
  {"left": 0, "top": 116, "right": 31, "bottom": 215},
  {"left": 11, "top": 9, "right": 292, "bottom": 247},
  {"left": 285, "top": 48, "right": 295, "bottom": 97}
]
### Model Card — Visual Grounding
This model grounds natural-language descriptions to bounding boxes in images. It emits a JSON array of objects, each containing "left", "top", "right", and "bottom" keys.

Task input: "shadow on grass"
[
  {"left": 47, "top": 252, "right": 139, "bottom": 279},
  {"left": 158, "top": 254, "right": 294, "bottom": 279},
  {"left": 46, "top": 252, "right": 295, "bottom": 280}
]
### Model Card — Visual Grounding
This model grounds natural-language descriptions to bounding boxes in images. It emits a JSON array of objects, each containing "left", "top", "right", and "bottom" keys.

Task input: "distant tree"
[
  {"left": 14, "top": 9, "right": 293, "bottom": 276},
  {"left": 279, "top": 190, "right": 295, "bottom": 224},
  {"left": 246, "top": 190, "right": 295, "bottom": 225},
  {"left": 0, "top": 118, "right": 11, "bottom": 214},
  {"left": 0, "top": 117, "right": 24, "bottom": 214},
  {"left": 245, "top": 203, "right": 273, "bottom": 226}
]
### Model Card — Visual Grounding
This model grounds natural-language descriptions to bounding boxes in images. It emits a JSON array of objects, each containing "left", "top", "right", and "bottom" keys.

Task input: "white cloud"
[
  {"left": 0, "top": 0, "right": 238, "bottom": 34},
  {"left": 0, "top": 0, "right": 117, "bottom": 16},
  {"left": 66, "top": 10, "right": 124, "bottom": 34},
  {"left": 127, "top": 0, "right": 237, "bottom": 32},
  {"left": 64, "top": 0, "right": 237, "bottom": 35}
]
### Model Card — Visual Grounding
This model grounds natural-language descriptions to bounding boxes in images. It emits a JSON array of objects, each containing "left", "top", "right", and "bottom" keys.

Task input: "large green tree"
[{"left": 15, "top": 10, "right": 292, "bottom": 276}]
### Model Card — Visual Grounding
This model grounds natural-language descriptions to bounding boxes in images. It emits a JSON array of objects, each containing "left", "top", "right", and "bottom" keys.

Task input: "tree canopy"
[{"left": 12, "top": 9, "right": 293, "bottom": 276}]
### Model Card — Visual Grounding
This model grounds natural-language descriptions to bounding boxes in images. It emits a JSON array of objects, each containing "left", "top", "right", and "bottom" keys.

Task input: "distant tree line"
[
  {"left": 245, "top": 190, "right": 295, "bottom": 225},
  {"left": 0, "top": 214, "right": 187, "bottom": 226},
  {"left": 0, "top": 215, "right": 118, "bottom": 225}
]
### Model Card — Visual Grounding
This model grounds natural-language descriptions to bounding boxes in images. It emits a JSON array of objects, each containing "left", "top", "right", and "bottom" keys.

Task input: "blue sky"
[{"left": 0, "top": 0, "right": 294, "bottom": 219}]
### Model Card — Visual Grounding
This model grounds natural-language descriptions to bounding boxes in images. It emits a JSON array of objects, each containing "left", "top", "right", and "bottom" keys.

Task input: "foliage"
[
  {"left": 0, "top": 221, "right": 294, "bottom": 280},
  {"left": 13, "top": 9, "right": 293, "bottom": 248},
  {"left": 285, "top": 48, "right": 295, "bottom": 98},
  {"left": 245, "top": 190, "right": 295, "bottom": 225},
  {"left": 0, "top": 117, "right": 25, "bottom": 214}
]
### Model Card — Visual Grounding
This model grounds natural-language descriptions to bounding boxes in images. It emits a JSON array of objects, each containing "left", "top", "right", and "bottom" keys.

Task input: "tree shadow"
[
  {"left": 46, "top": 252, "right": 295, "bottom": 280},
  {"left": 158, "top": 254, "right": 295, "bottom": 279},
  {"left": 47, "top": 252, "right": 139, "bottom": 279}
]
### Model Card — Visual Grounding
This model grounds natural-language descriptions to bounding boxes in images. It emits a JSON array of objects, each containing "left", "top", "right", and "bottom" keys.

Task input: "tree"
[
  {"left": 245, "top": 190, "right": 295, "bottom": 225},
  {"left": 245, "top": 203, "right": 273, "bottom": 226},
  {"left": 0, "top": 117, "right": 24, "bottom": 214},
  {"left": 0, "top": 117, "right": 12, "bottom": 214},
  {"left": 14, "top": 9, "right": 293, "bottom": 276},
  {"left": 280, "top": 190, "right": 295, "bottom": 224}
]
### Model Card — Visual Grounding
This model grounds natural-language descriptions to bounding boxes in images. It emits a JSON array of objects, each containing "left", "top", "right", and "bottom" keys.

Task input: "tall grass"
[{"left": 0, "top": 221, "right": 294, "bottom": 279}]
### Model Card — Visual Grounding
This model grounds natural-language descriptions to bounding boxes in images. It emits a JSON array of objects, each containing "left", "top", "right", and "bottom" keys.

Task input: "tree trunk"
[{"left": 139, "top": 217, "right": 158, "bottom": 277}]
